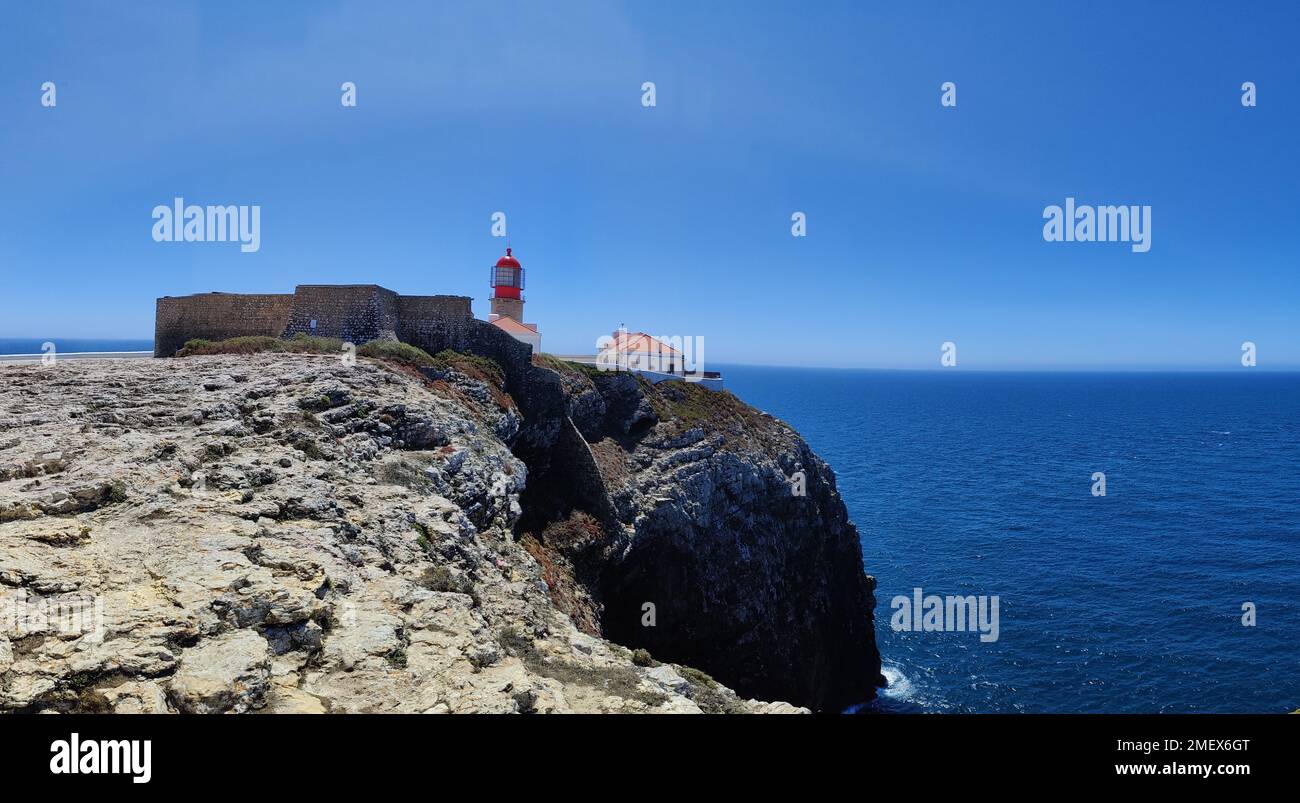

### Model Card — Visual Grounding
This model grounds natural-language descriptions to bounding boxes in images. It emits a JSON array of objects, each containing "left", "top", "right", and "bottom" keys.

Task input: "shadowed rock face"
[
  {"left": 521, "top": 364, "right": 884, "bottom": 712},
  {"left": 597, "top": 437, "right": 882, "bottom": 712}
]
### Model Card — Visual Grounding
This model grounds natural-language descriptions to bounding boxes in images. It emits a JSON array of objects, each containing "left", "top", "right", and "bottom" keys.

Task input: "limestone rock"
[
  {"left": 0, "top": 354, "right": 807, "bottom": 714},
  {"left": 168, "top": 629, "right": 270, "bottom": 713},
  {"left": 99, "top": 681, "right": 171, "bottom": 714}
]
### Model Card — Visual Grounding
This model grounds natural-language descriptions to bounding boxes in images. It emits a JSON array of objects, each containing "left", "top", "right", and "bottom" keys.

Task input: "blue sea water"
[
  {"left": 0, "top": 338, "right": 153, "bottom": 355},
  {"left": 720, "top": 366, "right": 1300, "bottom": 713}
]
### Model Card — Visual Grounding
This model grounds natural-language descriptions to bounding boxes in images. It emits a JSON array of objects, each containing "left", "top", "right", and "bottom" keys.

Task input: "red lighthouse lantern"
[
  {"left": 489, "top": 247, "right": 525, "bottom": 322},
  {"left": 486, "top": 246, "right": 541, "bottom": 351}
]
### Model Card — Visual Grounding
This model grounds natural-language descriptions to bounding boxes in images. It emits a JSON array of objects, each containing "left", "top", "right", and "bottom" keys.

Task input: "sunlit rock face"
[{"left": 0, "top": 354, "right": 810, "bottom": 714}]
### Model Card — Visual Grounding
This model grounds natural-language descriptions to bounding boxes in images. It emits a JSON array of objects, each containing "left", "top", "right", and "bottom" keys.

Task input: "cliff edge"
[
  {"left": 0, "top": 351, "right": 880, "bottom": 713},
  {"left": 519, "top": 358, "right": 884, "bottom": 711}
]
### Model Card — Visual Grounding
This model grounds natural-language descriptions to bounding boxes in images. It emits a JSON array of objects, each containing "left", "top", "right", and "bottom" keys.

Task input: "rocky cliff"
[
  {"left": 520, "top": 359, "right": 884, "bottom": 711},
  {"left": 0, "top": 352, "right": 880, "bottom": 713}
]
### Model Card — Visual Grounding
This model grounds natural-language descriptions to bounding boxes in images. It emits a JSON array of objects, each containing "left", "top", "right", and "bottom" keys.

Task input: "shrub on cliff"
[
  {"left": 540, "top": 510, "right": 605, "bottom": 555},
  {"left": 178, "top": 333, "right": 344, "bottom": 356},
  {"left": 179, "top": 336, "right": 284, "bottom": 356},
  {"left": 285, "top": 333, "right": 347, "bottom": 353},
  {"left": 357, "top": 340, "right": 437, "bottom": 367},
  {"left": 532, "top": 352, "right": 601, "bottom": 381},
  {"left": 177, "top": 334, "right": 443, "bottom": 365},
  {"left": 431, "top": 349, "right": 505, "bottom": 389},
  {"left": 641, "top": 379, "right": 783, "bottom": 453}
]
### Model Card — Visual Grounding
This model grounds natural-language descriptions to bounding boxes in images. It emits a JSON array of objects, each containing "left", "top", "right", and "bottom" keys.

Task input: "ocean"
[
  {"left": 0, "top": 338, "right": 153, "bottom": 355},
  {"left": 720, "top": 365, "right": 1300, "bottom": 713}
]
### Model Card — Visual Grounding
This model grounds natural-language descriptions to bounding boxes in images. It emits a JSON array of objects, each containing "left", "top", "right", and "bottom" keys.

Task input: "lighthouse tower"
[
  {"left": 489, "top": 247, "right": 524, "bottom": 322},
  {"left": 487, "top": 247, "right": 541, "bottom": 351}
]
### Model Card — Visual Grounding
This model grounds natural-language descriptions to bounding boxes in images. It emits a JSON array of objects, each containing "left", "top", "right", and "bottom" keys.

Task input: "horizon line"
[
  {"left": 720, "top": 363, "right": 1300, "bottom": 373},
  {"left": 1, "top": 340, "right": 1296, "bottom": 374}
]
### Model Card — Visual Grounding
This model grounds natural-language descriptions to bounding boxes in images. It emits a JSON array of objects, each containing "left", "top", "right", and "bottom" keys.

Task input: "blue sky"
[{"left": 1, "top": 0, "right": 1297, "bottom": 369}]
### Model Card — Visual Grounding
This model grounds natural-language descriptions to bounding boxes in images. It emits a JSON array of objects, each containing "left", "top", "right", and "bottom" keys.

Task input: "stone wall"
[
  {"left": 401, "top": 311, "right": 532, "bottom": 391},
  {"left": 395, "top": 295, "right": 474, "bottom": 352},
  {"left": 490, "top": 296, "right": 524, "bottom": 322},
  {"left": 281, "top": 285, "right": 403, "bottom": 344},
  {"left": 397, "top": 295, "right": 473, "bottom": 325},
  {"left": 154, "top": 293, "right": 293, "bottom": 357},
  {"left": 155, "top": 285, "right": 477, "bottom": 358}
]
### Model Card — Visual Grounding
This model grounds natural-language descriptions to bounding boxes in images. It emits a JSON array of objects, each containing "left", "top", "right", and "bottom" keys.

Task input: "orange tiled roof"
[
  {"left": 491, "top": 316, "right": 538, "bottom": 334},
  {"left": 608, "top": 331, "right": 682, "bottom": 357}
]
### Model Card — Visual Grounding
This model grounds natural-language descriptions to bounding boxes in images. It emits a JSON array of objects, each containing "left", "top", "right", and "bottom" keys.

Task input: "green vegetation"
[
  {"left": 376, "top": 456, "right": 437, "bottom": 492},
  {"left": 496, "top": 626, "right": 670, "bottom": 707},
  {"left": 431, "top": 349, "right": 505, "bottom": 388},
  {"left": 105, "top": 481, "right": 128, "bottom": 505},
  {"left": 675, "top": 665, "right": 749, "bottom": 714},
  {"left": 531, "top": 352, "right": 575, "bottom": 373},
  {"left": 631, "top": 648, "right": 654, "bottom": 667},
  {"left": 648, "top": 380, "right": 768, "bottom": 432},
  {"left": 635, "top": 378, "right": 790, "bottom": 455},
  {"left": 417, "top": 565, "right": 477, "bottom": 597},
  {"left": 284, "top": 333, "right": 347, "bottom": 353},
  {"left": 539, "top": 510, "right": 604, "bottom": 555},
  {"left": 357, "top": 340, "right": 437, "bottom": 367},
  {"left": 676, "top": 665, "right": 717, "bottom": 689},
  {"left": 412, "top": 520, "right": 433, "bottom": 551},
  {"left": 532, "top": 352, "right": 601, "bottom": 380},
  {"left": 177, "top": 334, "right": 445, "bottom": 369},
  {"left": 422, "top": 349, "right": 513, "bottom": 411},
  {"left": 291, "top": 438, "right": 327, "bottom": 461},
  {"left": 179, "top": 336, "right": 279, "bottom": 355},
  {"left": 173, "top": 337, "right": 513, "bottom": 407},
  {"left": 178, "top": 333, "right": 345, "bottom": 356}
]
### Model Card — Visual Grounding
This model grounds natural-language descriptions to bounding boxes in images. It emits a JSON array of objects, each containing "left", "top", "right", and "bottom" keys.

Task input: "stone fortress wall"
[
  {"left": 155, "top": 285, "right": 475, "bottom": 359},
  {"left": 154, "top": 284, "right": 555, "bottom": 433},
  {"left": 154, "top": 292, "right": 295, "bottom": 358},
  {"left": 280, "top": 285, "right": 403, "bottom": 344}
]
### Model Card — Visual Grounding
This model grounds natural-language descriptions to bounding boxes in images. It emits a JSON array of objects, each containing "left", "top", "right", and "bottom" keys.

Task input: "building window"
[{"left": 493, "top": 267, "right": 519, "bottom": 288}]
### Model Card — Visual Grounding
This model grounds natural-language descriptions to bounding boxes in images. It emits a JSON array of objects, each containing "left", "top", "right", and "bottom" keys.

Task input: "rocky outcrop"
[
  {"left": 168, "top": 629, "right": 270, "bottom": 713},
  {"left": 520, "top": 361, "right": 884, "bottom": 712},
  {"left": 0, "top": 355, "right": 803, "bottom": 714}
]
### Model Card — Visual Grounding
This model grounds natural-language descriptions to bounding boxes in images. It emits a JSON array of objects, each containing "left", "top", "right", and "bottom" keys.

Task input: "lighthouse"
[
  {"left": 489, "top": 247, "right": 524, "bottom": 321},
  {"left": 487, "top": 247, "right": 541, "bottom": 351}
]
